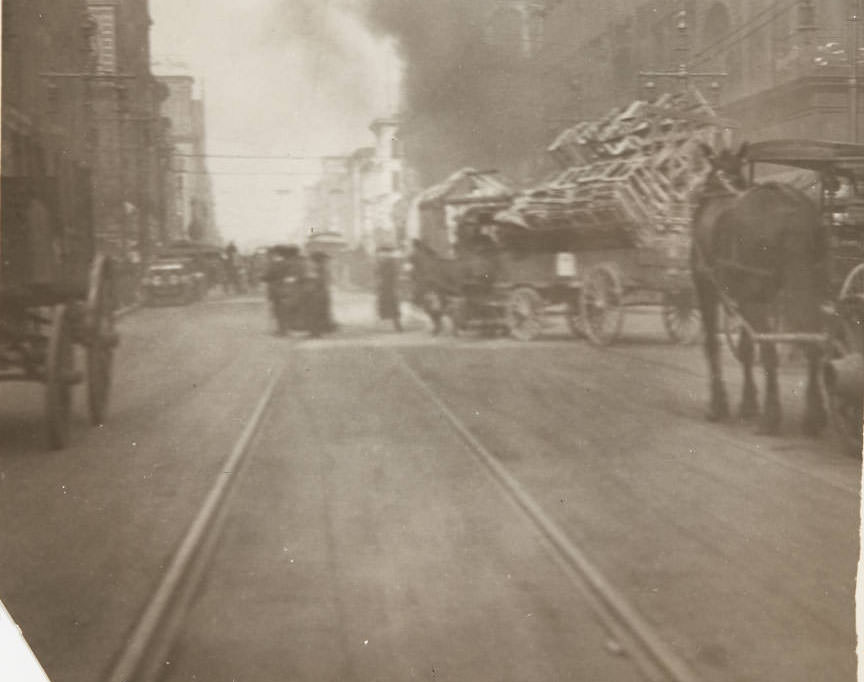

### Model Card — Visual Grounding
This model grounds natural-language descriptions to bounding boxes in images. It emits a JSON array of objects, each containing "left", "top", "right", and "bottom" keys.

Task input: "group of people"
[
  {"left": 261, "top": 244, "right": 334, "bottom": 338},
  {"left": 259, "top": 243, "right": 408, "bottom": 338}
]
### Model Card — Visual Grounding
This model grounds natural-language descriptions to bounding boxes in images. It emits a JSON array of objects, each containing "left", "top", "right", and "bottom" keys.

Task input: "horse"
[
  {"left": 691, "top": 143, "right": 829, "bottom": 435},
  {"left": 408, "top": 240, "right": 462, "bottom": 335}
]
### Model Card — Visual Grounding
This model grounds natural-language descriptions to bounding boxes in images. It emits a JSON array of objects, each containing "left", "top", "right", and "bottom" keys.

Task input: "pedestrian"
[
  {"left": 223, "top": 241, "right": 239, "bottom": 294},
  {"left": 261, "top": 244, "right": 303, "bottom": 333},
  {"left": 304, "top": 251, "right": 334, "bottom": 337},
  {"left": 375, "top": 245, "right": 402, "bottom": 332}
]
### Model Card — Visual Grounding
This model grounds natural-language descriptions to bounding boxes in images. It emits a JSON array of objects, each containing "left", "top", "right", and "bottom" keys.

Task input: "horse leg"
[
  {"left": 759, "top": 341, "right": 782, "bottom": 435},
  {"left": 696, "top": 275, "right": 729, "bottom": 421},
  {"left": 803, "top": 344, "right": 828, "bottom": 436},
  {"left": 738, "top": 328, "right": 759, "bottom": 420}
]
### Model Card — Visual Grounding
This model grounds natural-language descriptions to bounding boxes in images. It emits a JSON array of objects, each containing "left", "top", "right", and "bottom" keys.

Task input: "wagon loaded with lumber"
[
  {"left": 0, "top": 175, "right": 118, "bottom": 448},
  {"left": 489, "top": 92, "right": 725, "bottom": 344}
]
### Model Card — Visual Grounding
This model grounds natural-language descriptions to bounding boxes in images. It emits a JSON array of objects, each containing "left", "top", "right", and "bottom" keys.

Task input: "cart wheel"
[
  {"left": 580, "top": 264, "right": 624, "bottom": 346},
  {"left": 445, "top": 297, "right": 466, "bottom": 337},
  {"left": 506, "top": 287, "right": 544, "bottom": 341},
  {"left": 45, "top": 304, "right": 75, "bottom": 449},
  {"left": 566, "top": 299, "right": 584, "bottom": 339},
  {"left": 825, "top": 338, "right": 864, "bottom": 457},
  {"left": 662, "top": 290, "right": 700, "bottom": 344},
  {"left": 840, "top": 262, "right": 864, "bottom": 300},
  {"left": 86, "top": 254, "right": 118, "bottom": 425}
]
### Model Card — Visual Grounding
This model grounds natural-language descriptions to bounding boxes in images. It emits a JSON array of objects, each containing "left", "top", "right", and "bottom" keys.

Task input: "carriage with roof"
[
  {"left": 720, "top": 138, "right": 864, "bottom": 454},
  {"left": 0, "top": 176, "right": 118, "bottom": 449}
]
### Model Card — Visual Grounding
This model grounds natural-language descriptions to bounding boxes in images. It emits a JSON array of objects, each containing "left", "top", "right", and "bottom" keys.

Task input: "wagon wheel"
[
  {"left": 840, "top": 262, "right": 864, "bottom": 301},
  {"left": 566, "top": 298, "right": 584, "bottom": 338},
  {"left": 85, "top": 255, "right": 118, "bottom": 425},
  {"left": 661, "top": 290, "right": 700, "bottom": 344},
  {"left": 506, "top": 287, "right": 544, "bottom": 341},
  {"left": 824, "top": 336, "right": 864, "bottom": 457},
  {"left": 580, "top": 264, "right": 624, "bottom": 346},
  {"left": 447, "top": 297, "right": 468, "bottom": 337},
  {"left": 45, "top": 304, "right": 76, "bottom": 449}
]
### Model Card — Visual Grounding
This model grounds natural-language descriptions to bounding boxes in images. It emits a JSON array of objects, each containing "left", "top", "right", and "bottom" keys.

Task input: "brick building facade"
[
  {"left": 87, "top": 0, "right": 166, "bottom": 262},
  {"left": 154, "top": 69, "right": 218, "bottom": 245}
]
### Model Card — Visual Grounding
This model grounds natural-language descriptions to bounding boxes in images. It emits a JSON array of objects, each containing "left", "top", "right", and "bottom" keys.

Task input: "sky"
[{"left": 149, "top": 0, "right": 402, "bottom": 249}]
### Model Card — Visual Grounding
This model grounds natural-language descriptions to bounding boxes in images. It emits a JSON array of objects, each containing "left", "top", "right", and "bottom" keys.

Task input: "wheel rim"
[
  {"left": 507, "top": 288, "right": 543, "bottom": 341},
  {"left": 826, "top": 338, "right": 864, "bottom": 456},
  {"left": 46, "top": 305, "right": 74, "bottom": 449},
  {"left": 566, "top": 301, "right": 583, "bottom": 338},
  {"left": 581, "top": 266, "right": 622, "bottom": 345},
  {"left": 662, "top": 293, "right": 699, "bottom": 344},
  {"left": 840, "top": 262, "right": 864, "bottom": 300},
  {"left": 87, "top": 257, "right": 117, "bottom": 425}
]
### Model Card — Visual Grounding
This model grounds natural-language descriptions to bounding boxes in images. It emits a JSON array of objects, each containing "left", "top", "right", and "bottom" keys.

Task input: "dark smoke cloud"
[{"left": 359, "top": 0, "right": 545, "bottom": 185}]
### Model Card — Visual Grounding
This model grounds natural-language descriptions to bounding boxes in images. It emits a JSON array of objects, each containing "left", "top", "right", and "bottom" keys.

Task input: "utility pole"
[
  {"left": 849, "top": 0, "right": 861, "bottom": 142},
  {"left": 638, "top": 2, "right": 726, "bottom": 107}
]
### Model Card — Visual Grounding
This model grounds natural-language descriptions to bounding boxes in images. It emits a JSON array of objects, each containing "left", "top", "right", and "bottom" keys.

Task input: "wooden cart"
[
  {"left": 0, "top": 177, "right": 118, "bottom": 449},
  {"left": 491, "top": 181, "right": 699, "bottom": 346}
]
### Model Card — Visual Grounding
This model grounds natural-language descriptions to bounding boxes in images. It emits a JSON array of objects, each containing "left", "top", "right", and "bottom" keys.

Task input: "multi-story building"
[
  {"left": 304, "top": 116, "right": 405, "bottom": 253},
  {"left": 1, "top": 0, "right": 100, "bottom": 284},
  {"left": 154, "top": 65, "right": 218, "bottom": 245},
  {"left": 391, "top": 1, "right": 864, "bottom": 189},
  {"left": 87, "top": 0, "right": 165, "bottom": 262},
  {"left": 363, "top": 117, "right": 405, "bottom": 249}
]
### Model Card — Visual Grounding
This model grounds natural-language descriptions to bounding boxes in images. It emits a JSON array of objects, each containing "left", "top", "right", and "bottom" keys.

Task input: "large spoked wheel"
[
  {"left": 580, "top": 264, "right": 624, "bottom": 346},
  {"left": 85, "top": 255, "right": 118, "bottom": 425},
  {"left": 840, "top": 262, "right": 864, "bottom": 300},
  {"left": 566, "top": 298, "right": 584, "bottom": 339},
  {"left": 45, "top": 304, "right": 76, "bottom": 449},
  {"left": 824, "top": 337, "right": 864, "bottom": 457},
  {"left": 506, "top": 287, "right": 544, "bottom": 341},
  {"left": 661, "top": 290, "right": 700, "bottom": 344}
]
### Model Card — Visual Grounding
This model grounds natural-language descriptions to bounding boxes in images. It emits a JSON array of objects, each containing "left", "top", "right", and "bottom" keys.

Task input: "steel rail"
[
  {"left": 101, "top": 366, "right": 284, "bottom": 682},
  {"left": 393, "top": 352, "right": 700, "bottom": 682}
]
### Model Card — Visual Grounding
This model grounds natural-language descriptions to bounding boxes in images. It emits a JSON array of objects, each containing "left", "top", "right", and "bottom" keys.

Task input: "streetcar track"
[
  {"left": 392, "top": 350, "right": 700, "bottom": 682},
  {"left": 101, "top": 366, "right": 284, "bottom": 682}
]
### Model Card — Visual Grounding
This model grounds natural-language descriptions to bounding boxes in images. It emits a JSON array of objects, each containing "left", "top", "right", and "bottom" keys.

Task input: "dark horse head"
[{"left": 691, "top": 141, "right": 828, "bottom": 437}]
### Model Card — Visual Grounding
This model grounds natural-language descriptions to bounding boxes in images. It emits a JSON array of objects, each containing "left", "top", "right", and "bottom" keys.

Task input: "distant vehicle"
[
  {"left": 156, "top": 240, "right": 225, "bottom": 290},
  {"left": 140, "top": 259, "right": 205, "bottom": 306}
]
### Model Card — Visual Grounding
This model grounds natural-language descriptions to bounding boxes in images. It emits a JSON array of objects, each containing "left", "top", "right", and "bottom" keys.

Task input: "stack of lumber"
[{"left": 499, "top": 90, "right": 725, "bottom": 251}]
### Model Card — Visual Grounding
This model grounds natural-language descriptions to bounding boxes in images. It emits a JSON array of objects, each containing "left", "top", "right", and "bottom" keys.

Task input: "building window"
[
  {"left": 391, "top": 171, "right": 401, "bottom": 192},
  {"left": 89, "top": 6, "right": 117, "bottom": 74},
  {"left": 390, "top": 137, "right": 402, "bottom": 159}
]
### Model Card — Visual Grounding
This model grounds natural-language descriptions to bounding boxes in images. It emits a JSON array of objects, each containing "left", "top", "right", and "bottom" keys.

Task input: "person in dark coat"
[
  {"left": 303, "top": 251, "right": 334, "bottom": 338},
  {"left": 261, "top": 245, "right": 304, "bottom": 332},
  {"left": 375, "top": 246, "right": 402, "bottom": 331}
]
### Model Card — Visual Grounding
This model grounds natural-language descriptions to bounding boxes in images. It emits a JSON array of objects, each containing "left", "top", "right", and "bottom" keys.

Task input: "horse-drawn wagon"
[
  {"left": 720, "top": 139, "right": 864, "bottom": 454},
  {"left": 487, "top": 94, "right": 723, "bottom": 345},
  {"left": 0, "top": 177, "right": 118, "bottom": 448}
]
